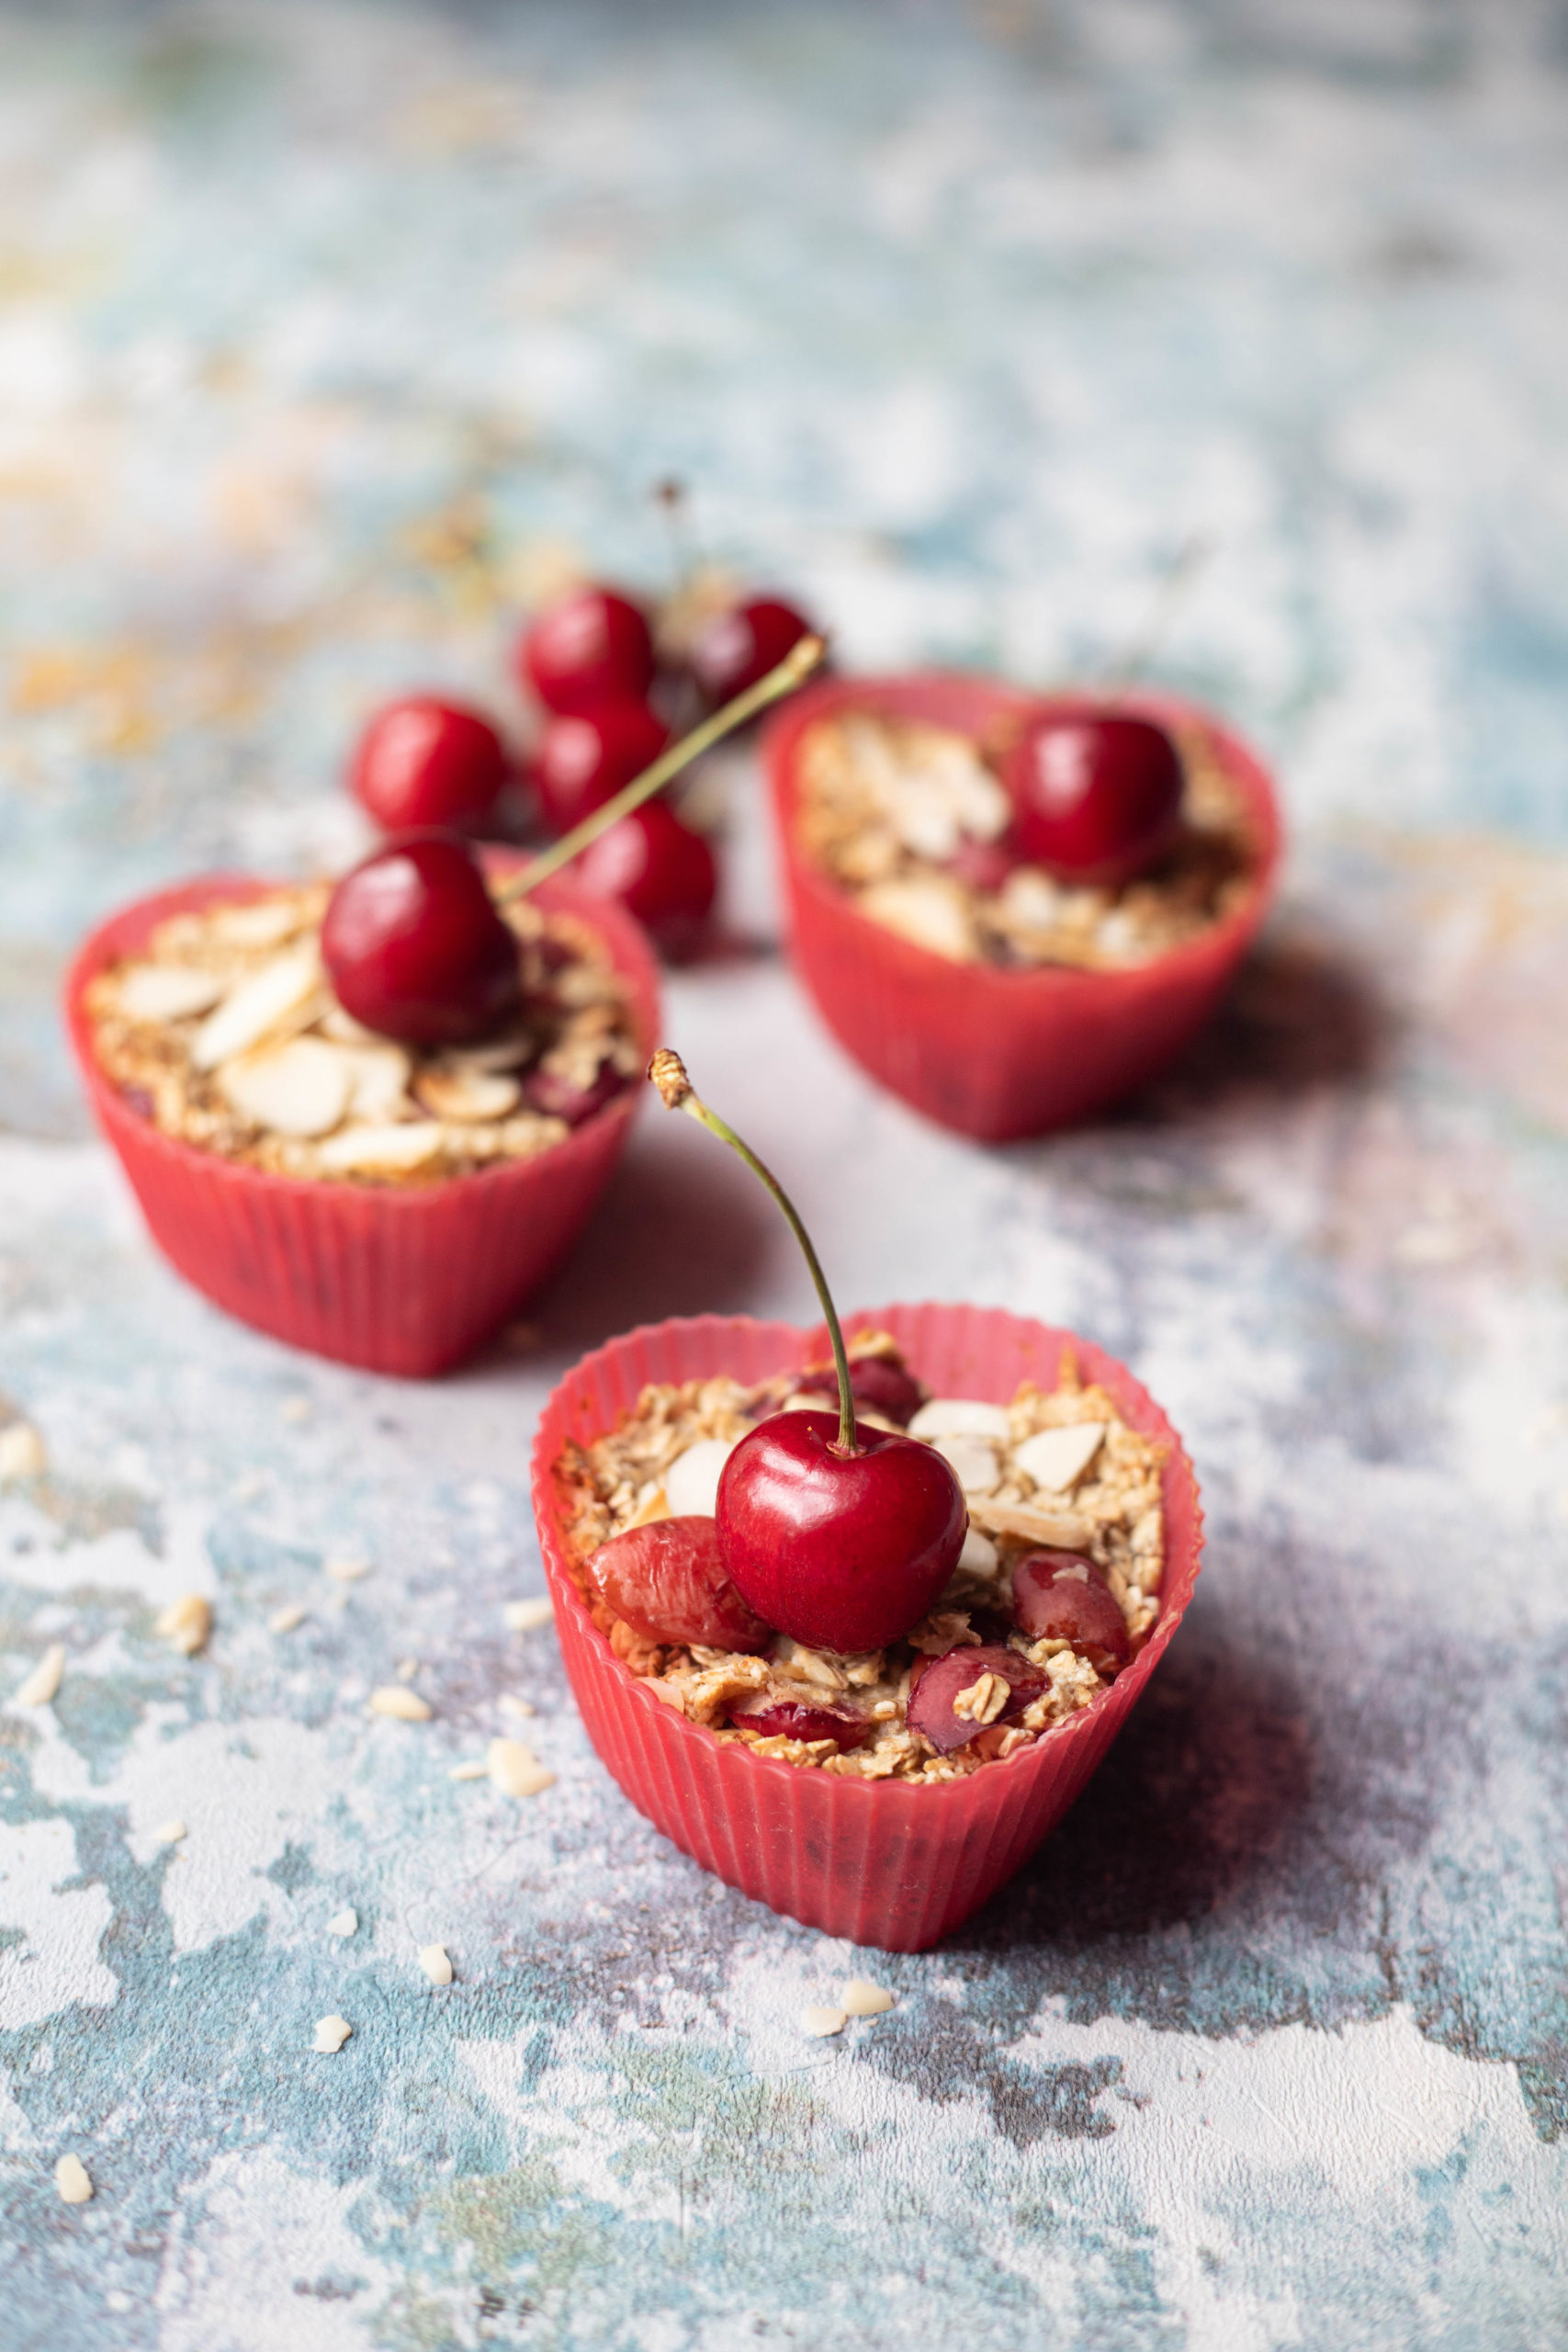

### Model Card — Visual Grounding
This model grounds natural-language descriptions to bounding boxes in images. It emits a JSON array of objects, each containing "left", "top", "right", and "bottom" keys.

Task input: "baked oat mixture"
[
  {"left": 554, "top": 1337, "right": 1166, "bottom": 1781},
  {"left": 795, "top": 709, "right": 1258, "bottom": 969},
  {"left": 85, "top": 883, "right": 640, "bottom": 1183}
]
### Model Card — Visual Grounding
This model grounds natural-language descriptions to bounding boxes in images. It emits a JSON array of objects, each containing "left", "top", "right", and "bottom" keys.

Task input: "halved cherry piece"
[
  {"left": 574, "top": 799, "right": 716, "bottom": 962},
  {"left": 944, "top": 834, "right": 1019, "bottom": 895},
  {"left": 728, "top": 1698, "right": 870, "bottom": 1751},
  {"left": 521, "top": 587, "right": 655, "bottom": 716},
  {"left": 533, "top": 703, "right": 671, "bottom": 835},
  {"left": 794, "top": 1353, "right": 923, "bottom": 1429},
  {"left": 321, "top": 832, "right": 521, "bottom": 1046},
  {"left": 1005, "top": 707, "right": 1183, "bottom": 888},
  {"left": 351, "top": 696, "right": 509, "bottom": 835},
  {"left": 589, "top": 1516, "right": 771, "bottom": 1653},
  {"left": 906, "top": 1641, "right": 1047, "bottom": 1756},
  {"left": 691, "top": 597, "right": 814, "bottom": 707},
  {"left": 1011, "top": 1549, "right": 1130, "bottom": 1675},
  {"left": 523, "top": 1062, "right": 626, "bottom": 1127}
]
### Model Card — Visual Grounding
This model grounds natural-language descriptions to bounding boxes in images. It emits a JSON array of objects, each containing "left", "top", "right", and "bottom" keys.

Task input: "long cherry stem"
[
  {"left": 649, "top": 1049, "right": 859, "bottom": 1456},
  {"left": 494, "top": 631, "right": 826, "bottom": 907}
]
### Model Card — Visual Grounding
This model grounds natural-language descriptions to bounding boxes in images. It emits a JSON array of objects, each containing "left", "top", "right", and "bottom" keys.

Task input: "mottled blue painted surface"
[{"left": 3, "top": 5, "right": 1568, "bottom": 2346}]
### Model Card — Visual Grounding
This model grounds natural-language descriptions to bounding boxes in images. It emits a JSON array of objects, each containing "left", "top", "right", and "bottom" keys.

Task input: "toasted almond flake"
[
  {"left": 448, "top": 1758, "right": 489, "bottom": 1781},
  {"left": 115, "top": 962, "right": 226, "bottom": 1021},
  {"left": 279, "top": 1395, "right": 311, "bottom": 1425},
  {"left": 326, "top": 1908, "right": 357, "bottom": 1938},
  {"left": 155, "top": 1594, "right": 212, "bottom": 1657},
  {"left": 498, "top": 1692, "right": 536, "bottom": 1719},
  {"left": 314, "top": 1120, "right": 446, "bottom": 1174},
  {"left": 1013, "top": 1422, "right": 1106, "bottom": 1493},
  {"left": 217, "top": 1035, "right": 351, "bottom": 1138},
  {"left": 395, "top": 1657, "right": 419, "bottom": 1681},
  {"left": 413, "top": 1067, "right": 522, "bottom": 1122},
  {"left": 908, "top": 1398, "right": 1010, "bottom": 1442},
  {"left": 857, "top": 875, "right": 978, "bottom": 962},
  {"left": 488, "top": 1737, "right": 555, "bottom": 1798},
  {"left": 0, "top": 1421, "right": 47, "bottom": 1481},
  {"left": 932, "top": 1434, "right": 1000, "bottom": 1495},
  {"left": 502, "top": 1597, "right": 554, "bottom": 1633},
  {"left": 312, "top": 2014, "right": 353, "bottom": 2053},
  {"left": 957, "top": 1526, "right": 998, "bottom": 1577},
  {"left": 439, "top": 1034, "right": 534, "bottom": 1074},
  {"left": 417, "top": 1943, "right": 454, "bottom": 1986},
  {"left": 968, "top": 1497, "right": 1093, "bottom": 1551},
  {"left": 54, "top": 2153, "right": 93, "bottom": 2204},
  {"left": 268, "top": 1603, "right": 307, "bottom": 1634},
  {"left": 153, "top": 1819, "right": 186, "bottom": 1845},
  {"left": 623, "top": 1485, "right": 671, "bottom": 1530},
  {"left": 800, "top": 2005, "right": 847, "bottom": 2038},
  {"left": 191, "top": 945, "right": 321, "bottom": 1070},
  {"left": 369, "top": 1685, "right": 431, "bottom": 1722},
  {"left": 840, "top": 1979, "right": 896, "bottom": 2017},
  {"left": 209, "top": 896, "right": 307, "bottom": 949},
  {"left": 15, "top": 1642, "right": 66, "bottom": 1707},
  {"left": 338, "top": 1043, "right": 413, "bottom": 1120},
  {"left": 662, "top": 1437, "right": 737, "bottom": 1517},
  {"left": 325, "top": 1555, "right": 371, "bottom": 1583}
]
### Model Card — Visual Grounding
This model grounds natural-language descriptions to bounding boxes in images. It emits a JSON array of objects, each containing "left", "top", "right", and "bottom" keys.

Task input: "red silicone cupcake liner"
[
  {"left": 64, "top": 855, "right": 661, "bottom": 1377},
  {"left": 531, "top": 1302, "right": 1202, "bottom": 1950},
  {"left": 764, "top": 673, "right": 1283, "bottom": 1141}
]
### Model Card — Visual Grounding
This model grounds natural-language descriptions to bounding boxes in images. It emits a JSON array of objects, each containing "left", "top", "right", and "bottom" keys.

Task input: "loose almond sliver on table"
[
  {"left": 800, "top": 2006, "right": 847, "bottom": 2038},
  {"left": 488, "top": 1738, "right": 555, "bottom": 1797},
  {"left": 54, "top": 2154, "right": 93, "bottom": 2205},
  {"left": 312, "top": 2015, "right": 353, "bottom": 2053},
  {"left": 15, "top": 1643, "right": 65, "bottom": 1707},
  {"left": 369, "top": 1686, "right": 432, "bottom": 1722},
  {"left": 156, "top": 1595, "right": 212, "bottom": 1656}
]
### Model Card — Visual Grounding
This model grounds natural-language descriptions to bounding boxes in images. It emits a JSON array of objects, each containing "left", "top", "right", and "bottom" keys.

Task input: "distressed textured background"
[{"left": 3, "top": 3, "right": 1568, "bottom": 2346}]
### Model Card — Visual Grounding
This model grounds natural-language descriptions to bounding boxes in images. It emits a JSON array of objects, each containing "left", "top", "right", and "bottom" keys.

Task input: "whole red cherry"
[
  {"left": 533, "top": 702, "right": 670, "bottom": 835},
  {"left": 729, "top": 1697, "right": 870, "bottom": 1751},
  {"left": 795, "top": 1353, "right": 923, "bottom": 1428},
  {"left": 690, "top": 597, "right": 814, "bottom": 707},
  {"left": 906, "top": 1641, "right": 1048, "bottom": 1755},
  {"left": 351, "top": 696, "right": 508, "bottom": 834},
  {"left": 1011, "top": 1550, "right": 1130, "bottom": 1674},
  {"left": 716, "top": 1408, "right": 964, "bottom": 1654},
  {"left": 321, "top": 832, "right": 521, "bottom": 1046},
  {"left": 520, "top": 586, "right": 655, "bottom": 716},
  {"left": 574, "top": 799, "right": 716, "bottom": 961},
  {"left": 1005, "top": 706, "right": 1183, "bottom": 888},
  {"left": 590, "top": 1516, "right": 770, "bottom": 1653}
]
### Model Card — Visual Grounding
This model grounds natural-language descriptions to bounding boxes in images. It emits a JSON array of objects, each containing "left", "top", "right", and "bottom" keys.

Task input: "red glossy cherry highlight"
[
  {"left": 351, "top": 696, "right": 508, "bottom": 834},
  {"left": 590, "top": 1516, "right": 770, "bottom": 1653},
  {"left": 716, "top": 1409, "right": 964, "bottom": 1654},
  {"left": 728, "top": 1697, "right": 870, "bottom": 1751},
  {"left": 321, "top": 832, "right": 521, "bottom": 1046},
  {"left": 1005, "top": 707, "right": 1183, "bottom": 888},
  {"left": 906, "top": 1641, "right": 1047, "bottom": 1756},
  {"left": 521, "top": 586, "right": 655, "bottom": 716},
  {"left": 533, "top": 702, "right": 671, "bottom": 835},
  {"left": 1011, "top": 1550, "right": 1130, "bottom": 1673},
  {"left": 574, "top": 799, "right": 716, "bottom": 961},
  {"left": 691, "top": 597, "right": 814, "bottom": 707},
  {"left": 795, "top": 1353, "right": 923, "bottom": 1428}
]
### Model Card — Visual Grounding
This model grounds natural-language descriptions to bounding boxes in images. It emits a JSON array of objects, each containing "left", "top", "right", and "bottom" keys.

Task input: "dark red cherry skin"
[
  {"left": 574, "top": 799, "right": 716, "bottom": 962},
  {"left": 590, "top": 1516, "right": 771, "bottom": 1654},
  {"left": 690, "top": 596, "right": 813, "bottom": 707},
  {"left": 533, "top": 703, "right": 671, "bottom": 835},
  {"left": 729, "top": 1698, "right": 870, "bottom": 1751},
  {"left": 795, "top": 1354, "right": 923, "bottom": 1429},
  {"left": 321, "top": 832, "right": 521, "bottom": 1046},
  {"left": 523, "top": 1062, "right": 626, "bottom": 1127},
  {"left": 906, "top": 1641, "right": 1048, "bottom": 1756},
  {"left": 351, "top": 696, "right": 509, "bottom": 835},
  {"left": 1005, "top": 707, "right": 1183, "bottom": 888},
  {"left": 716, "top": 1408, "right": 965, "bottom": 1654},
  {"left": 1011, "top": 1550, "right": 1130, "bottom": 1674},
  {"left": 520, "top": 587, "right": 655, "bottom": 717}
]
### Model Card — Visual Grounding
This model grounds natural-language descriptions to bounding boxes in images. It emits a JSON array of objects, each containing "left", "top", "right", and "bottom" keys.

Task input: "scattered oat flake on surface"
[
  {"left": 488, "top": 1737, "right": 555, "bottom": 1797},
  {"left": 325, "top": 1555, "right": 371, "bottom": 1583},
  {"left": 155, "top": 1594, "right": 211, "bottom": 1656},
  {"left": 312, "top": 2015, "right": 353, "bottom": 2053},
  {"left": 15, "top": 1643, "right": 65, "bottom": 1707},
  {"left": 153, "top": 1819, "right": 186, "bottom": 1845},
  {"left": 448, "top": 1758, "right": 489, "bottom": 1781},
  {"left": 418, "top": 1944, "right": 454, "bottom": 1986},
  {"left": 800, "top": 2005, "right": 848, "bottom": 2038},
  {"left": 369, "top": 1686, "right": 432, "bottom": 1722},
  {"left": 54, "top": 2154, "right": 93, "bottom": 2205},
  {"left": 840, "top": 1979, "right": 896, "bottom": 2017},
  {"left": 498, "top": 1692, "right": 536, "bottom": 1719},
  {"left": 326, "top": 1908, "right": 357, "bottom": 1938},
  {"left": 279, "top": 1395, "right": 311, "bottom": 1425},
  {"left": 395, "top": 1657, "right": 419, "bottom": 1681},
  {"left": 268, "top": 1603, "right": 307, "bottom": 1634},
  {"left": 503, "top": 1597, "right": 554, "bottom": 1632},
  {"left": 0, "top": 1421, "right": 47, "bottom": 1481}
]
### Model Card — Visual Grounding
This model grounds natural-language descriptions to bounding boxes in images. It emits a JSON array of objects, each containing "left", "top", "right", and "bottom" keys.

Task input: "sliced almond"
[
  {"left": 840, "top": 1979, "right": 895, "bottom": 2017},
  {"left": 155, "top": 1594, "right": 212, "bottom": 1657},
  {"left": 968, "top": 1497, "right": 1094, "bottom": 1551},
  {"left": 314, "top": 1121, "right": 446, "bottom": 1174},
  {"left": 115, "top": 963, "right": 227, "bottom": 1022},
  {"left": 0, "top": 1421, "right": 47, "bottom": 1481},
  {"left": 417, "top": 1943, "right": 454, "bottom": 1986},
  {"left": 662, "top": 1437, "right": 737, "bottom": 1517},
  {"left": 502, "top": 1597, "right": 554, "bottom": 1633},
  {"left": 1013, "top": 1422, "right": 1106, "bottom": 1493},
  {"left": 326, "top": 1908, "right": 357, "bottom": 1938},
  {"left": 312, "top": 2014, "right": 353, "bottom": 2053},
  {"left": 208, "top": 896, "right": 309, "bottom": 949},
  {"left": 15, "top": 1643, "right": 65, "bottom": 1707},
  {"left": 192, "top": 945, "right": 321, "bottom": 1070},
  {"left": 437, "top": 1034, "right": 535, "bottom": 1073},
  {"left": 338, "top": 1044, "right": 413, "bottom": 1120},
  {"left": 857, "top": 875, "right": 978, "bottom": 963},
  {"left": 957, "top": 1527, "right": 998, "bottom": 1577},
  {"left": 800, "top": 2006, "right": 847, "bottom": 2038},
  {"left": 54, "top": 2154, "right": 93, "bottom": 2205},
  {"left": 448, "top": 1758, "right": 489, "bottom": 1781},
  {"left": 268, "top": 1603, "right": 307, "bottom": 1634},
  {"left": 487, "top": 1737, "right": 555, "bottom": 1797},
  {"left": 318, "top": 1003, "right": 386, "bottom": 1046},
  {"left": 413, "top": 1067, "right": 522, "bottom": 1122},
  {"left": 153, "top": 1819, "right": 186, "bottom": 1845},
  {"left": 908, "top": 1398, "right": 1010, "bottom": 1442},
  {"left": 218, "top": 1036, "right": 350, "bottom": 1138},
  {"left": 369, "top": 1686, "right": 431, "bottom": 1722},
  {"left": 932, "top": 1434, "right": 1000, "bottom": 1496}
]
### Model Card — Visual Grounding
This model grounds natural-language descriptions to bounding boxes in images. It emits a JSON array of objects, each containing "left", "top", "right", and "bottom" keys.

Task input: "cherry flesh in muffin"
[
  {"left": 574, "top": 800, "right": 716, "bottom": 962},
  {"left": 351, "top": 697, "right": 509, "bottom": 834},
  {"left": 321, "top": 833, "right": 521, "bottom": 1046},
  {"left": 691, "top": 597, "right": 815, "bottom": 706},
  {"left": 648, "top": 1049, "right": 965, "bottom": 1653},
  {"left": 905, "top": 1642, "right": 1048, "bottom": 1756},
  {"left": 533, "top": 703, "right": 671, "bottom": 835},
  {"left": 521, "top": 587, "right": 655, "bottom": 716},
  {"left": 795, "top": 1352, "right": 923, "bottom": 1428},
  {"left": 1005, "top": 707, "right": 1183, "bottom": 888},
  {"left": 1011, "top": 1549, "right": 1130, "bottom": 1674},
  {"left": 590, "top": 1517, "right": 770, "bottom": 1652},
  {"left": 729, "top": 1697, "right": 871, "bottom": 1751}
]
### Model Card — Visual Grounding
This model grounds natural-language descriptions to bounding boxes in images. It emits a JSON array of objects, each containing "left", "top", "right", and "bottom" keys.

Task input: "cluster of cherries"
[{"left": 585, "top": 1053, "right": 1134, "bottom": 1758}]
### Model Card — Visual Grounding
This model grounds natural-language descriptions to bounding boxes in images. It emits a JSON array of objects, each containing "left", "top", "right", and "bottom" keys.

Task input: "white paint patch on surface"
[
  {"left": 0, "top": 1818, "right": 117, "bottom": 2030},
  {"left": 153, "top": 2146, "right": 389, "bottom": 2352},
  {"left": 0, "top": 1502, "right": 217, "bottom": 1608}
]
